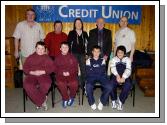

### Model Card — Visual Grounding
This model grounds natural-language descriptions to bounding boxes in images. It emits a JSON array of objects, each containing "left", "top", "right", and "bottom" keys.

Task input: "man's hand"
[
  {"left": 14, "top": 38, "right": 19, "bottom": 59},
  {"left": 85, "top": 55, "right": 89, "bottom": 60},
  {"left": 103, "top": 55, "right": 108, "bottom": 61},
  {"left": 14, "top": 50, "right": 19, "bottom": 59}
]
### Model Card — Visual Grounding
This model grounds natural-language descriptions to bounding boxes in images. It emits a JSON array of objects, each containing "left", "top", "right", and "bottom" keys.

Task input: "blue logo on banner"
[{"left": 33, "top": 5, "right": 141, "bottom": 24}]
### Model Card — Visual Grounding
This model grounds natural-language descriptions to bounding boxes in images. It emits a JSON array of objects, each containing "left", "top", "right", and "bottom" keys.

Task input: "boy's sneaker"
[
  {"left": 62, "top": 100, "right": 68, "bottom": 108},
  {"left": 36, "top": 106, "right": 41, "bottom": 110},
  {"left": 67, "top": 98, "right": 74, "bottom": 106},
  {"left": 91, "top": 103, "right": 97, "bottom": 110},
  {"left": 117, "top": 98, "right": 123, "bottom": 111},
  {"left": 111, "top": 100, "right": 117, "bottom": 109},
  {"left": 42, "top": 102, "right": 48, "bottom": 111},
  {"left": 42, "top": 96, "right": 48, "bottom": 111},
  {"left": 97, "top": 100, "right": 103, "bottom": 111}
]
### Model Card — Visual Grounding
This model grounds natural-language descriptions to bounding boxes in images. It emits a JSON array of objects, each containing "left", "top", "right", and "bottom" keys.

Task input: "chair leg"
[
  {"left": 107, "top": 97, "right": 109, "bottom": 106},
  {"left": 23, "top": 89, "right": 26, "bottom": 112},
  {"left": 50, "top": 73, "right": 55, "bottom": 108},
  {"left": 25, "top": 94, "right": 28, "bottom": 100},
  {"left": 81, "top": 87, "right": 84, "bottom": 105},
  {"left": 133, "top": 84, "right": 135, "bottom": 107},
  {"left": 51, "top": 85, "right": 55, "bottom": 108},
  {"left": 78, "top": 87, "right": 80, "bottom": 105},
  {"left": 131, "top": 88, "right": 133, "bottom": 97}
]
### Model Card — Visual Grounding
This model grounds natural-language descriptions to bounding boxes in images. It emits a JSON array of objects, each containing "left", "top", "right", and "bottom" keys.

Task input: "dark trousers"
[
  {"left": 86, "top": 76, "right": 112, "bottom": 106},
  {"left": 73, "top": 54, "right": 86, "bottom": 89},
  {"left": 110, "top": 77, "right": 132, "bottom": 104}
]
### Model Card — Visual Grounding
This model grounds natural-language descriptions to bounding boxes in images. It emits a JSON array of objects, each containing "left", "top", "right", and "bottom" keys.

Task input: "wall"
[{"left": 5, "top": 5, "right": 155, "bottom": 51}]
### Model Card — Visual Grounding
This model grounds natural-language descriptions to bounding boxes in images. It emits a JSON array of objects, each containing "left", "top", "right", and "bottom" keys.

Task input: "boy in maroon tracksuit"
[
  {"left": 23, "top": 41, "right": 54, "bottom": 110},
  {"left": 54, "top": 42, "right": 78, "bottom": 108}
]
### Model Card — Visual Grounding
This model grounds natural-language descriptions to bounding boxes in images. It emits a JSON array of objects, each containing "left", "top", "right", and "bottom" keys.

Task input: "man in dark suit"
[{"left": 88, "top": 18, "right": 112, "bottom": 62}]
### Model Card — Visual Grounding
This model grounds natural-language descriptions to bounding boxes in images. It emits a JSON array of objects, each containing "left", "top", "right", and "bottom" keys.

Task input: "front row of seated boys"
[{"left": 23, "top": 41, "right": 132, "bottom": 111}]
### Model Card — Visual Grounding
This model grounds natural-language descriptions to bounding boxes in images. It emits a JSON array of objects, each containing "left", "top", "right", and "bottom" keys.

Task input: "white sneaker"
[
  {"left": 111, "top": 100, "right": 117, "bottom": 109},
  {"left": 97, "top": 100, "right": 103, "bottom": 111},
  {"left": 36, "top": 106, "right": 41, "bottom": 110},
  {"left": 42, "top": 102, "right": 48, "bottom": 111},
  {"left": 42, "top": 96, "right": 48, "bottom": 111},
  {"left": 91, "top": 103, "right": 97, "bottom": 110},
  {"left": 117, "top": 98, "right": 123, "bottom": 111}
]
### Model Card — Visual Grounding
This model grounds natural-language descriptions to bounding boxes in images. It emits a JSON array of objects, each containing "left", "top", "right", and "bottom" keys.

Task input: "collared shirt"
[
  {"left": 13, "top": 20, "right": 45, "bottom": 57},
  {"left": 115, "top": 27, "right": 136, "bottom": 53}
]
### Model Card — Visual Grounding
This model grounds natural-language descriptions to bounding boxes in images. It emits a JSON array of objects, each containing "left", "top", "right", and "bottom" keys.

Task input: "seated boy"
[
  {"left": 85, "top": 45, "right": 112, "bottom": 111},
  {"left": 54, "top": 42, "right": 78, "bottom": 108},
  {"left": 23, "top": 41, "right": 54, "bottom": 110},
  {"left": 110, "top": 45, "right": 132, "bottom": 110}
]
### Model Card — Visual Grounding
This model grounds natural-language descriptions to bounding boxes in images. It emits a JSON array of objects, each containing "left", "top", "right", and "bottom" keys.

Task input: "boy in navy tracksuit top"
[
  {"left": 110, "top": 45, "right": 132, "bottom": 110},
  {"left": 86, "top": 45, "right": 112, "bottom": 111}
]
